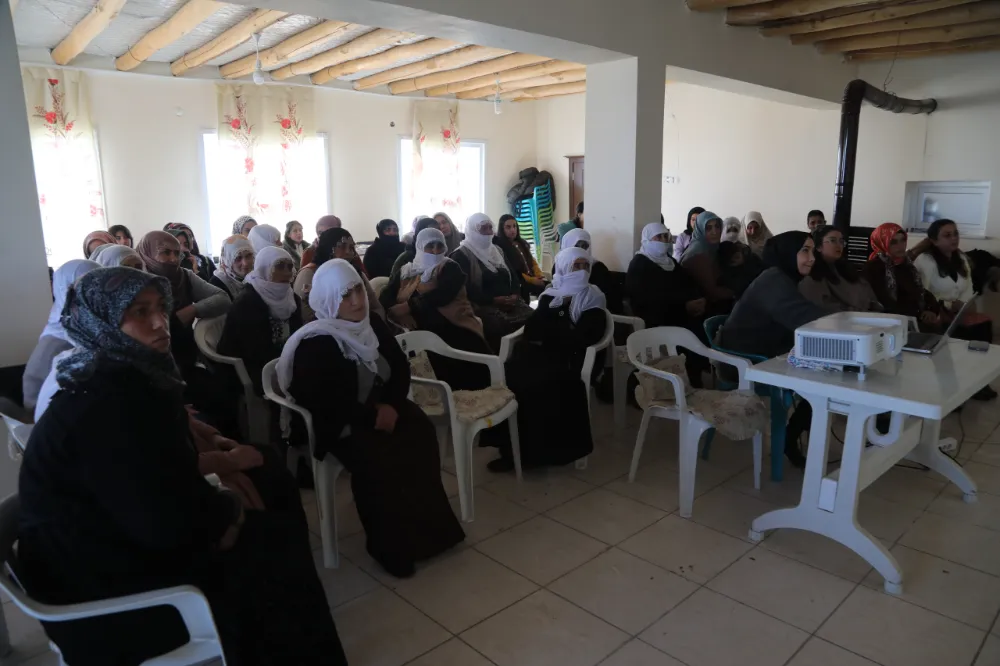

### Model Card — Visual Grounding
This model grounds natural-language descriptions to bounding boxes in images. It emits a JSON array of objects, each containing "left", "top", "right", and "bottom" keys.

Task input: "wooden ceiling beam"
[
  {"left": 796, "top": 0, "right": 1000, "bottom": 44},
  {"left": 817, "top": 17, "right": 1000, "bottom": 52},
  {"left": 685, "top": 0, "right": 770, "bottom": 9},
  {"left": 761, "top": 0, "right": 978, "bottom": 37},
  {"left": 353, "top": 45, "right": 513, "bottom": 90},
  {"left": 456, "top": 68, "right": 586, "bottom": 100},
  {"left": 51, "top": 0, "right": 129, "bottom": 65},
  {"left": 507, "top": 81, "right": 586, "bottom": 101},
  {"left": 388, "top": 52, "right": 549, "bottom": 95},
  {"left": 269, "top": 28, "right": 414, "bottom": 80},
  {"left": 116, "top": 0, "right": 223, "bottom": 71},
  {"left": 170, "top": 8, "right": 287, "bottom": 76},
  {"left": 219, "top": 20, "right": 353, "bottom": 79},
  {"left": 846, "top": 34, "right": 1000, "bottom": 58},
  {"left": 310, "top": 37, "right": 457, "bottom": 84},
  {"left": 728, "top": 0, "right": 889, "bottom": 26},
  {"left": 424, "top": 59, "right": 581, "bottom": 96}
]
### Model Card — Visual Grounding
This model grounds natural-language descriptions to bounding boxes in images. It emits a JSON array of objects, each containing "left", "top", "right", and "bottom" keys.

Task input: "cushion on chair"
[
  {"left": 408, "top": 352, "right": 446, "bottom": 416},
  {"left": 635, "top": 386, "right": 766, "bottom": 441},
  {"left": 452, "top": 387, "right": 515, "bottom": 424},
  {"left": 635, "top": 354, "right": 692, "bottom": 402}
]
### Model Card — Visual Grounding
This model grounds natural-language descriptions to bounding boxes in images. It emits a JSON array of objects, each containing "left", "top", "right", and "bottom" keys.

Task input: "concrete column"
[
  {"left": 0, "top": 0, "right": 52, "bottom": 368},
  {"left": 584, "top": 56, "right": 665, "bottom": 270}
]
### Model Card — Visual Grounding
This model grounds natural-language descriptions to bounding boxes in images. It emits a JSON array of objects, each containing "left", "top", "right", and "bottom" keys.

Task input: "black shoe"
[
  {"left": 973, "top": 386, "right": 999, "bottom": 401},
  {"left": 487, "top": 457, "right": 515, "bottom": 473},
  {"left": 784, "top": 441, "right": 806, "bottom": 469},
  {"left": 377, "top": 557, "right": 416, "bottom": 579}
]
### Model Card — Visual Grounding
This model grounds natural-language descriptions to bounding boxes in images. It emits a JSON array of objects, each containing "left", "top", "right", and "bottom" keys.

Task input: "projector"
[{"left": 794, "top": 312, "right": 909, "bottom": 377}]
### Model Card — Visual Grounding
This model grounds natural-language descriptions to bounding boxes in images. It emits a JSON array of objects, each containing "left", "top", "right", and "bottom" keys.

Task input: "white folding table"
[{"left": 746, "top": 340, "right": 1000, "bottom": 594}]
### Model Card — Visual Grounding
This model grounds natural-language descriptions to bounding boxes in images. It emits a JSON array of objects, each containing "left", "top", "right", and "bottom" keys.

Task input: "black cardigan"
[
  {"left": 626, "top": 253, "right": 704, "bottom": 329},
  {"left": 217, "top": 288, "right": 303, "bottom": 395},
  {"left": 363, "top": 238, "right": 406, "bottom": 279},
  {"left": 517, "top": 295, "right": 606, "bottom": 372},
  {"left": 379, "top": 259, "right": 466, "bottom": 314},
  {"left": 450, "top": 248, "right": 521, "bottom": 305}
]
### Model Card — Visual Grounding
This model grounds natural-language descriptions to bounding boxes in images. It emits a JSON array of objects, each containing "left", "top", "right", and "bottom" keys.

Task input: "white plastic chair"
[
  {"left": 260, "top": 359, "right": 345, "bottom": 569},
  {"left": 369, "top": 276, "right": 389, "bottom": 299},
  {"left": 396, "top": 331, "right": 521, "bottom": 523},
  {"left": 1, "top": 415, "right": 31, "bottom": 455},
  {"left": 0, "top": 494, "right": 226, "bottom": 665},
  {"left": 610, "top": 315, "right": 645, "bottom": 428},
  {"left": 626, "top": 326, "right": 762, "bottom": 519},
  {"left": 194, "top": 316, "right": 268, "bottom": 443}
]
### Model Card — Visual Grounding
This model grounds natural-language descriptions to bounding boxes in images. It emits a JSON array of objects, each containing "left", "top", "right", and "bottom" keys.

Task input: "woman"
[
  {"left": 717, "top": 240, "right": 763, "bottom": 299},
  {"left": 723, "top": 217, "right": 743, "bottom": 243},
  {"left": 681, "top": 210, "right": 735, "bottom": 312},
  {"left": 391, "top": 217, "right": 440, "bottom": 279},
  {"left": 495, "top": 213, "right": 546, "bottom": 300},
  {"left": 89, "top": 244, "right": 144, "bottom": 270},
  {"left": 82, "top": 230, "right": 116, "bottom": 259},
  {"left": 557, "top": 201, "right": 585, "bottom": 240},
  {"left": 282, "top": 259, "right": 465, "bottom": 577},
  {"left": 363, "top": 219, "right": 406, "bottom": 279},
  {"left": 493, "top": 247, "right": 606, "bottom": 472},
  {"left": 864, "top": 223, "right": 941, "bottom": 324},
  {"left": 451, "top": 213, "right": 533, "bottom": 350},
  {"left": 248, "top": 224, "right": 282, "bottom": 254},
  {"left": 741, "top": 211, "right": 773, "bottom": 257},
  {"left": 283, "top": 220, "right": 310, "bottom": 270},
  {"left": 294, "top": 228, "right": 384, "bottom": 324},
  {"left": 233, "top": 215, "right": 257, "bottom": 237},
  {"left": 164, "top": 223, "right": 216, "bottom": 283},
  {"left": 800, "top": 225, "right": 881, "bottom": 312},
  {"left": 19, "top": 267, "right": 346, "bottom": 666},
  {"left": 211, "top": 234, "right": 256, "bottom": 301},
  {"left": 673, "top": 206, "right": 704, "bottom": 262},
  {"left": 560, "top": 227, "right": 618, "bottom": 313},
  {"left": 22, "top": 259, "right": 100, "bottom": 412},
  {"left": 433, "top": 211, "right": 464, "bottom": 253},
  {"left": 108, "top": 224, "right": 133, "bottom": 248}
]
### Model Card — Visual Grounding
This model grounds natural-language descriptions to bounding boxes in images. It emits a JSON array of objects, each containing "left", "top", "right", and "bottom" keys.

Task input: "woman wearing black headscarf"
[
  {"left": 363, "top": 218, "right": 406, "bottom": 279},
  {"left": 19, "top": 267, "right": 347, "bottom": 666},
  {"left": 294, "top": 227, "right": 385, "bottom": 324}
]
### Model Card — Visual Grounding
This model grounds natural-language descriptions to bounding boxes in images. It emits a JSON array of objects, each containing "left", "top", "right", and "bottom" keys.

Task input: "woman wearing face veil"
[{"left": 363, "top": 219, "right": 406, "bottom": 279}]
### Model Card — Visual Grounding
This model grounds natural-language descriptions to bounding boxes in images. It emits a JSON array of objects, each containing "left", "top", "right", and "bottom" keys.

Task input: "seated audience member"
[
  {"left": 451, "top": 213, "right": 533, "bottom": 349},
  {"left": 491, "top": 247, "right": 606, "bottom": 472},
  {"left": 283, "top": 220, "right": 310, "bottom": 270},
  {"left": 390, "top": 216, "right": 440, "bottom": 279},
  {"left": 557, "top": 201, "right": 584, "bottom": 240},
  {"left": 674, "top": 206, "right": 704, "bottom": 262},
  {"left": 82, "top": 230, "right": 116, "bottom": 259},
  {"left": 210, "top": 235, "right": 255, "bottom": 301},
  {"left": 20, "top": 267, "right": 347, "bottom": 666},
  {"left": 717, "top": 240, "right": 763, "bottom": 299},
  {"left": 434, "top": 211, "right": 464, "bottom": 253},
  {"left": 22, "top": 260, "right": 100, "bottom": 412},
  {"left": 741, "top": 210, "right": 773, "bottom": 256},
  {"left": 164, "top": 222, "right": 216, "bottom": 283},
  {"left": 282, "top": 259, "right": 464, "bottom": 577},
  {"left": 807, "top": 209, "right": 826, "bottom": 232},
  {"left": 295, "top": 228, "right": 385, "bottom": 324},
  {"left": 681, "top": 211, "right": 735, "bottom": 313},
  {"left": 723, "top": 217, "right": 743, "bottom": 243},
  {"left": 218, "top": 247, "right": 302, "bottom": 395},
  {"left": 299, "top": 215, "right": 342, "bottom": 267},
  {"left": 108, "top": 224, "right": 133, "bottom": 248},
  {"left": 247, "top": 224, "right": 282, "bottom": 254},
  {"left": 800, "top": 225, "right": 881, "bottom": 312},
  {"left": 561, "top": 227, "right": 618, "bottom": 313},
  {"left": 89, "top": 243, "right": 144, "bottom": 269},
  {"left": 363, "top": 218, "right": 405, "bottom": 279},
  {"left": 232, "top": 215, "right": 257, "bottom": 236},
  {"left": 864, "top": 223, "right": 941, "bottom": 325},
  {"left": 496, "top": 213, "right": 547, "bottom": 300}
]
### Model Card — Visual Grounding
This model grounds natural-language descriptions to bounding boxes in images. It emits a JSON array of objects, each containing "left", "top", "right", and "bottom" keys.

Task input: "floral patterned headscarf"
[
  {"left": 232, "top": 215, "right": 257, "bottom": 236},
  {"left": 869, "top": 223, "right": 918, "bottom": 301},
  {"left": 163, "top": 222, "right": 202, "bottom": 255}
]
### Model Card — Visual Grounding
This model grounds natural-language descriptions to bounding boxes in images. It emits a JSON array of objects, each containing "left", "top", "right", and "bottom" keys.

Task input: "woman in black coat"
[
  {"left": 19, "top": 267, "right": 346, "bottom": 666},
  {"left": 363, "top": 218, "right": 406, "bottom": 279}
]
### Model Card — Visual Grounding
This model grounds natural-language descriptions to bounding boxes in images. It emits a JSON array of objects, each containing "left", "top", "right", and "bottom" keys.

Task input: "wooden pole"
[
  {"left": 269, "top": 28, "right": 414, "bottom": 80},
  {"left": 728, "top": 0, "right": 889, "bottom": 26},
  {"left": 388, "top": 53, "right": 549, "bottom": 94},
  {"left": 116, "top": 0, "right": 223, "bottom": 71},
  {"left": 817, "top": 17, "right": 1000, "bottom": 52},
  {"left": 456, "top": 68, "right": 586, "bottom": 100},
  {"left": 219, "top": 20, "right": 353, "bottom": 79},
  {"left": 796, "top": 1, "right": 1000, "bottom": 45},
  {"left": 761, "top": 0, "right": 979, "bottom": 37},
  {"left": 51, "top": 0, "right": 129, "bottom": 65},
  {"left": 170, "top": 8, "right": 287, "bottom": 76},
  {"left": 506, "top": 81, "right": 587, "bottom": 101},
  {"left": 846, "top": 34, "right": 1000, "bottom": 58},
  {"left": 353, "top": 45, "right": 513, "bottom": 90},
  {"left": 686, "top": 0, "right": 770, "bottom": 9},
  {"left": 424, "top": 59, "right": 581, "bottom": 96},
  {"left": 310, "top": 37, "right": 458, "bottom": 85}
]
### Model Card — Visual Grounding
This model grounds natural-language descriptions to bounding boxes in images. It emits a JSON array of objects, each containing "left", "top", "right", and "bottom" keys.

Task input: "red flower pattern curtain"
[{"left": 411, "top": 100, "right": 461, "bottom": 223}]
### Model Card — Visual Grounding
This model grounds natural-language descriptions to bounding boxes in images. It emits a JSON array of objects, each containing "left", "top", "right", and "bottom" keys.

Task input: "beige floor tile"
[
  {"left": 571, "top": 445, "right": 639, "bottom": 486},
  {"left": 786, "top": 638, "right": 879, "bottom": 666},
  {"left": 863, "top": 466, "right": 947, "bottom": 510},
  {"left": 600, "top": 640, "right": 686, "bottom": 666},
  {"left": 619, "top": 515, "right": 753, "bottom": 584},
  {"left": 818, "top": 585, "right": 983, "bottom": 666},
  {"left": 856, "top": 493, "right": 924, "bottom": 543},
  {"left": 441, "top": 445, "right": 497, "bottom": 488},
  {"left": 604, "top": 465, "right": 681, "bottom": 513},
  {"left": 549, "top": 548, "right": 698, "bottom": 635},
  {"left": 440, "top": 470, "right": 461, "bottom": 498},
  {"left": 761, "top": 529, "right": 873, "bottom": 583},
  {"left": 461, "top": 590, "right": 628, "bottom": 666},
  {"left": 482, "top": 469, "right": 593, "bottom": 513},
  {"left": 724, "top": 465, "right": 805, "bottom": 508},
  {"left": 964, "top": 461, "right": 1000, "bottom": 495},
  {"left": 312, "top": 550, "right": 381, "bottom": 608},
  {"left": 407, "top": 639, "right": 494, "bottom": 666},
  {"left": 333, "top": 588, "right": 451, "bottom": 666},
  {"left": 657, "top": 452, "right": 743, "bottom": 495},
  {"left": 304, "top": 491, "right": 364, "bottom": 540},
  {"left": 640, "top": 588, "right": 807, "bottom": 666},
  {"left": 707, "top": 549, "right": 855, "bottom": 632},
  {"left": 338, "top": 532, "right": 469, "bottom": 587},
  {"left": 546, "top": 488, "right": 666, "bottom": 545},
  {"left": 447, "top": 487, "right": 535, "bottom": 545},
  {"left": 476, "top": 515, "right": 607, "bottom": 585},
  {"left": 976, "top": 635, "right": 1000, "bottom": 666},
  {"left": 687, "top": 486, "right": 780, "bottom": 542},
  {"left": 390, "top": 548, "right": 538, "bottom": 633},
  {"left": 861, "top": 544, "right": 1000, "bottom": 630},
  {"left": 927, "top": 487, "right": 1000, "bottom": 532},
  {"left": 692, "top": 435, "right": 757, "bottom": 474},
  {"left": 900, "top": 512, "right": 1000, "bottom": 576},
  {"left": 972, "top": 443, "right": 1000, "bottom": 468}
]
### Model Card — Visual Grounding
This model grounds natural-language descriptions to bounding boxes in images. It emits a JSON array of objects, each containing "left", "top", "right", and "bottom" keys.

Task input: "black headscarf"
[
  {"left": 364, "top": 219, "right": 405, "bottom": 279},
  {"left": 376, "top": 219, "right": 399, "bottom": 239},
  {"left": 315, "top": 228, "right": 354, "bottom": 267},
  {"left": 763, "top": 231, "right": 811, "bottom": 282},
  {"left": 685, "top": 207, "right": 705, "bottom": 236}
]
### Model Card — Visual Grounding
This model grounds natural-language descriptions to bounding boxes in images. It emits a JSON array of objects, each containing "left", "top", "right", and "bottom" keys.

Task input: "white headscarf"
[
  {"left": 41, "top": 259, "right": 101, "bottom": 342},
  {"left": 637, "top": 222, "right": 676, "bottom": 271},
  {"left": 723, "top": 217, "right": 742, "bottom": 243},
  {"left": 248, "top": 224, "right": 282, "bottom": 254},
  {"left": 741, "top": 210, "right": 773, "bottom": 256},
  {"left": 213, "top": 235, "right": 255, "bottom": 299},
  {"left": 460, "top": 213, "right": 508, "bottom": 273},
  {"left": 245, "top": 246, "right": 297, "bottom": 320},
  {"left": 401, "top": 228, "right": 449, "bottom": 282},
  {"left": 88, "top": 243, "right": 144, "bottom": 269},
  {"left": 561, "top": 228, "right": 592, "bottom": 253},
  {"left": 541, "top": 248, "right": 606, "bottom": 323},
  {"left": 277, "top": 259, "right": 380, "bottom": 390}
]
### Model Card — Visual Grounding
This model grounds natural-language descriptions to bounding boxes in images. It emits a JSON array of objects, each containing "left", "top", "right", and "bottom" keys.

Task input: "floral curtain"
[
  {"left": 410, "top": 100, "right": 461, "bottom": 226},
  {"left": 22, "top": 67, "right": 106, "bottom": 268}
]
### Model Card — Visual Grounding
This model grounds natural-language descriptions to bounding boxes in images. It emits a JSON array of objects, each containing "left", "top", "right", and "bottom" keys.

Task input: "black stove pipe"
[{"left": 833, "top": 79, "right": 937, "bottom": 234}]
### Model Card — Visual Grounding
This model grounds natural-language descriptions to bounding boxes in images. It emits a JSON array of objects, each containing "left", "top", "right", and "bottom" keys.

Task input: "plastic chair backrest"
[
  {"left": 627, "top": 326, "right": 753, "bottom": 392},
  {"left": 193, "top": 316, "right": 253, "bottom": 388},
  {"left": 369, "top": 276, "right": 389, "bottom": 298},
  {"left": 702, "top": 314, "right": 767, "bottom": 363},
  {"left": 2, "top": 415, "right": 31, "bottom": 454},
  {"left": 581, "top": 310, "right": 615, "bottom": 377}
]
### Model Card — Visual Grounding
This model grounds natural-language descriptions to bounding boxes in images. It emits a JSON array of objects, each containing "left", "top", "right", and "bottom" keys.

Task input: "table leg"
[{"left": 907, "top": 418, "right": 978, "bottom": 502}]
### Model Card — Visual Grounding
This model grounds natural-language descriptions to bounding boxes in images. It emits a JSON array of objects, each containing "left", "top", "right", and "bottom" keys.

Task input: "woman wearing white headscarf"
[
  {"left": 451, "top": 213, "right": 533, "bottom": 349},
  {"left": 491, "top": 248, "right": 606, "bottom": 473},
  {"left": 247, "top": 224, "right": 282, "bottom": 254},
  {"left": 210, "top": 235, "right": 256, "bottom": 301},
  {"left": 218, "top": 246, "right": 302, "bottom": 396},
  {"left": 559, "top": 227, "right": 619, "bottom": 313},
  {"left": 88, "top": 244, "right": 144, "bottom": 270},
  {"left": 281, "top": 259, "right": 464, "bottom": 578},
  {"left": 741, "top": 210, "right": 773, "bottom": 257}
]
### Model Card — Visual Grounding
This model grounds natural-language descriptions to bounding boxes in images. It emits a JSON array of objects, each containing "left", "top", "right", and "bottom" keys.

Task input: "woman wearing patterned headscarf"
[
  {"left": 82, "top": 230, "right": 116, "bottom": 259},
  {"left": 681, "top": 210, "right": 735, "bottom": 313},
  {"left": 164, "top": 222, "right": 216, "bottom": 283},
  {"left": 232, "top": 214, "right": 257, "bottom": 236},
  {"left": 19, "top": 267, "right": 347, "bottom": 666},
  {"left": 863, "top": 223, "right": 941, "bottom": 324},
  {"left": 210, "top": 234, "right": 255, "bottom": 301},
  {"left": 433, "top": 211, "right": 464, "bottom": 253}
]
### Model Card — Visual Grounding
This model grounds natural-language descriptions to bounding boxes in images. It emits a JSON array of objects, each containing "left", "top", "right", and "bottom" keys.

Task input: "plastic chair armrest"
[{"left": 498, "top": 327, "right": 524, "bottom": 363}]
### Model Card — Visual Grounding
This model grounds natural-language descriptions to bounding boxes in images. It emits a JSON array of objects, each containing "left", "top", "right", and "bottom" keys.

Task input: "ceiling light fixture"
[
  {"left": 493, "top": 77, "right": 502, "bottom": 115},
  {"left": 251, "top": 32, "right": 269, "bottom": 85}
]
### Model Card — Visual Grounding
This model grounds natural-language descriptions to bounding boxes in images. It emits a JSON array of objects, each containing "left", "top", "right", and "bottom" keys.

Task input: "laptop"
[{"left": 903, "top": 295, "right": 978, "bottom": 354}]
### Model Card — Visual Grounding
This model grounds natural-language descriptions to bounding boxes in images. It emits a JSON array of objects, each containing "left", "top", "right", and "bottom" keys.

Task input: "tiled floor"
[{"left": 6, "top": 398, "right": 1000, "bottom": 666}]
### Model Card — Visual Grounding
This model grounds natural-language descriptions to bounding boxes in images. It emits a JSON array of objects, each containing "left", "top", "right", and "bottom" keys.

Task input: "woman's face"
[
  {"left": 289, "top": 224, "right": 303, "bottom": 243},
  {"left": 114, "top": 232, "right": 131, "bottom": 247},
  {"left": 933, "top": 223, "right": 960, "bottom": 254},
  {"left": 729, "top": 252, "right": 745, "bottom": 268},
  {"left": 652, "top": 232, "right": 670, "bottom": 243},
  {"left": 121, "top": 256, "right": 144, "bottom": 271},
  {"left": 819, "top": 230, "right": 844, "bottom": 262},
  {"left": 232, "top": 250, "right": 254, "bottom": 277},
  {"left": 337, "top": 283, "right": 367, "bottom": 322},
  {"left": 176, "top": 234, "right": 191, "bottom": 252},
  {"left": 577, "top": 211, "right": 585, "bottom": 225},
  {"left": 424, "top": 241, "right": 446, "bottom": 256},
  {"left": 334, "top": 236, "right": 357, "bottom": 261},
  {"left": 797, "top": 238, "right": 817, "bottom": 276},
  {"left": 747, "top": 221, "right": 760, "bottom": 237},
  {"left": 242, "top": 220, "right": 258, "bottom": 235},
  {"left": 121, "top": 286, "right": 170, "bottom": 354},
  {"left": 86, "top": 239, "right": 104, "bottom": 255},
  {"left": 503, "top": 219, "right": 518, "bottom": 239},
  {"left": 270, "top": 259, "right": 295, "bottom": 284},
  {"left": 575, "top": 240, "right": 590, "bottom": 251},
  {"left": 435, "top": 215, "right": 453, "bottom": 235},
  {"left": 571, "top": 257, "right": 590, "bottom": 273},
  {"left": 688, "top": 212, "right": 699, "bottom": 230},
  {"left": 704, "top": 218, "right": 722, "bottom": 244},
  {"left": 888, "top": 231, "right": 908, "bottom": 259},
  {"left": 156, "top": 245, "right": 181, "bottom": 266},
  {"left": 383, "top": 224, "right": 398, "bottom": 237},
  {"left": 478, "top": 222, "right": 494, "bottom": 237}
]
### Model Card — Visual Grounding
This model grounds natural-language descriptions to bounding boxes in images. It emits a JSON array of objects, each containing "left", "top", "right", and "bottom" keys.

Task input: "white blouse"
[{"left": 914, "top": 252, "right": 975, "bottom": 306}]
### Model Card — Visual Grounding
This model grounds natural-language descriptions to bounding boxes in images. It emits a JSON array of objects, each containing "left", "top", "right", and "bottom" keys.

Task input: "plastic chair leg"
[
  {"left": 628, "top": 409, "right": 654, "bottom": 482},
  {"left": 679, "top": 418, "right": 713, "bottom": 519},
  {"left": 452, "top": 422, "right": 474, "bottom": 523},
  {"left": 769, "top": 387, "right": 787, "bottom": 483},
  {"left": 752, "top": 431, "right": 763, "bottom": 491},
  {"left": 315, "top": 458, "right": 340, "bottom": 569},
  {"left": 613, "top": 351, "right": 627, "bottom": 429}
]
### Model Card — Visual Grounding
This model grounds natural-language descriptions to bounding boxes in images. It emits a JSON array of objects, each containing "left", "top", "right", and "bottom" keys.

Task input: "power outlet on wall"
[{"left": 663, "top": 175, "right": 681, "bottom": 185}]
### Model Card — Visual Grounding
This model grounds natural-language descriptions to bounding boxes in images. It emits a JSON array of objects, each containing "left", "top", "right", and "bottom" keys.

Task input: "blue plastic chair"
[{"left": 703, "top": 315, "right": 792, "bottom": 482}]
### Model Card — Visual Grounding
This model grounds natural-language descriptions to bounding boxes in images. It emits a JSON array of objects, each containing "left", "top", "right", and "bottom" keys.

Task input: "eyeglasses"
[{"left": 823, "top": 237, "right": 845, "bottom": 246}]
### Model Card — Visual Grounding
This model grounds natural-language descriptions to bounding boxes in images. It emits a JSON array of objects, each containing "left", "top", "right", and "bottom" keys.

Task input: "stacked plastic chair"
[{"left": 512, "top": 181, "right": 557, "bottom": 265}]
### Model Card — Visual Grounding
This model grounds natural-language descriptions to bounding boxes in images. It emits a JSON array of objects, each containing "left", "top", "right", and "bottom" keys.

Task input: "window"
[
  {"left": 201, "top": 131, "right": 331, "bottom": 254},
  {"left": 904, "top": 180, "right": 991, "bottom": 237},
  {"left": 399, "top": 138, "right": 484, "bottom": 232}
]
